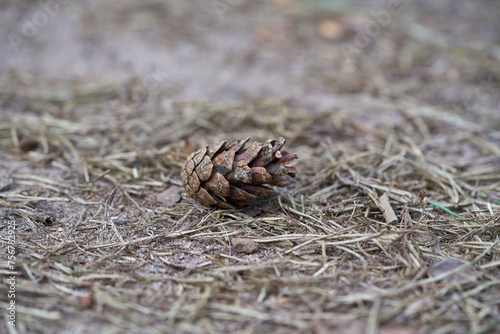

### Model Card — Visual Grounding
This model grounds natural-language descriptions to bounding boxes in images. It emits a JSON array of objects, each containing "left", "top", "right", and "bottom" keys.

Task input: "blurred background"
[{"left": 1, "top": 0, "right": 499, "bottom": 114}]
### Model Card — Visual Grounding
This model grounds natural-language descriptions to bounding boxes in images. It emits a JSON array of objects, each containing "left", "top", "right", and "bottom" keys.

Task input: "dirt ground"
[{"left": 1, "top": 0, "right": 500, "bottom": 333}]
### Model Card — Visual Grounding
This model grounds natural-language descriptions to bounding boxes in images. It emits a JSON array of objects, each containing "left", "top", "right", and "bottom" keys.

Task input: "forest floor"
[{"left": 1, "top": 1, "right": 500, "bottom": 333}]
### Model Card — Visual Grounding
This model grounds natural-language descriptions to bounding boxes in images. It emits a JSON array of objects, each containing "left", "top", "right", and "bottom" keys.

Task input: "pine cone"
[{"left": 180, "top": 137, "right": 298, "bottom": 208}]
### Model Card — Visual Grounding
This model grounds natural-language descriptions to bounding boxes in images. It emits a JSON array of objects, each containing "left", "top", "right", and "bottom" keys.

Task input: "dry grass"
[
  {"left": 1, "top": 1, "right": 500, "bottom": 334},
  {"left": 2, "top": 95, "right": 499, "bottom": 333}
]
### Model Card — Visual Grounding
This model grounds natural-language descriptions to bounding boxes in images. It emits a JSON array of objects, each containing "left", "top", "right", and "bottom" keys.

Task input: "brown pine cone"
[{"left": 180, "top": 137, "right": 298, "bottom": 208}]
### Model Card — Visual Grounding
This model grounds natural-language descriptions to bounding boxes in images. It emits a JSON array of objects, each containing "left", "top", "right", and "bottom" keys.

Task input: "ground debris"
[
  {"left": 428, "top": 258, "right": 477, "bottom": 283},
  {"left": 156, "top": 186, "right": 182, "bottom": 207},
  {"left": 231, "top": 238, "right": 259, "bottom": 254}
]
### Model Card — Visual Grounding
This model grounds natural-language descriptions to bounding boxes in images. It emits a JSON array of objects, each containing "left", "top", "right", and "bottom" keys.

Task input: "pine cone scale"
[
  {"left": 234, "top": 141, "right": 263, "bottom": 164},
  {"left": 212, "top": 150, "right": 234, "bottom": 175},
  {"left": 187, "top": 171, "right": 200, "bottom": 192},
  {"left": 196, "top": 156, "right": 213, "bottom": 182},
  {"left": 240, "top": 184, "right": 274, "bottom": 197},
  {"left": 229, "top": 185, "right": 253, "bottom": 202},
  {"left": 251, "top": 145, "right": 273, "bottom": 167},
  {"left": 181, "top": 137, "right": 297, "bottom": 208},
  {"left": 195, "top": 187, "right": 217, "bottom": 206},
  {"left": 207, "top": 141, "right": 226, "bottom": 158},
  {"left": 191, "top": 147, "right": 207, "bottom": 166},
  {"left": 265, "top": 163, "right": 288, "bottom": 176},
  {"left": 204, "top": 172, "right": 230, "bottom": 197},
  {"left": 250, "top": 167, "right": 272, "bottom": 184}
]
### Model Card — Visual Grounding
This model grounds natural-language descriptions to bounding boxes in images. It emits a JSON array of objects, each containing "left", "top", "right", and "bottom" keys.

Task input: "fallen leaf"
[
  {"left": 429, "top": 258, "right": 476, "bottom": 283},
  {"left": 231, "top": 238, "right": 259, "bottom": 254},
  {"left": 19, "top": 137, "right": 39, "bottom": 151},
  {"left": 156, "top": 186, "right": 181, "bottom": 206}
]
